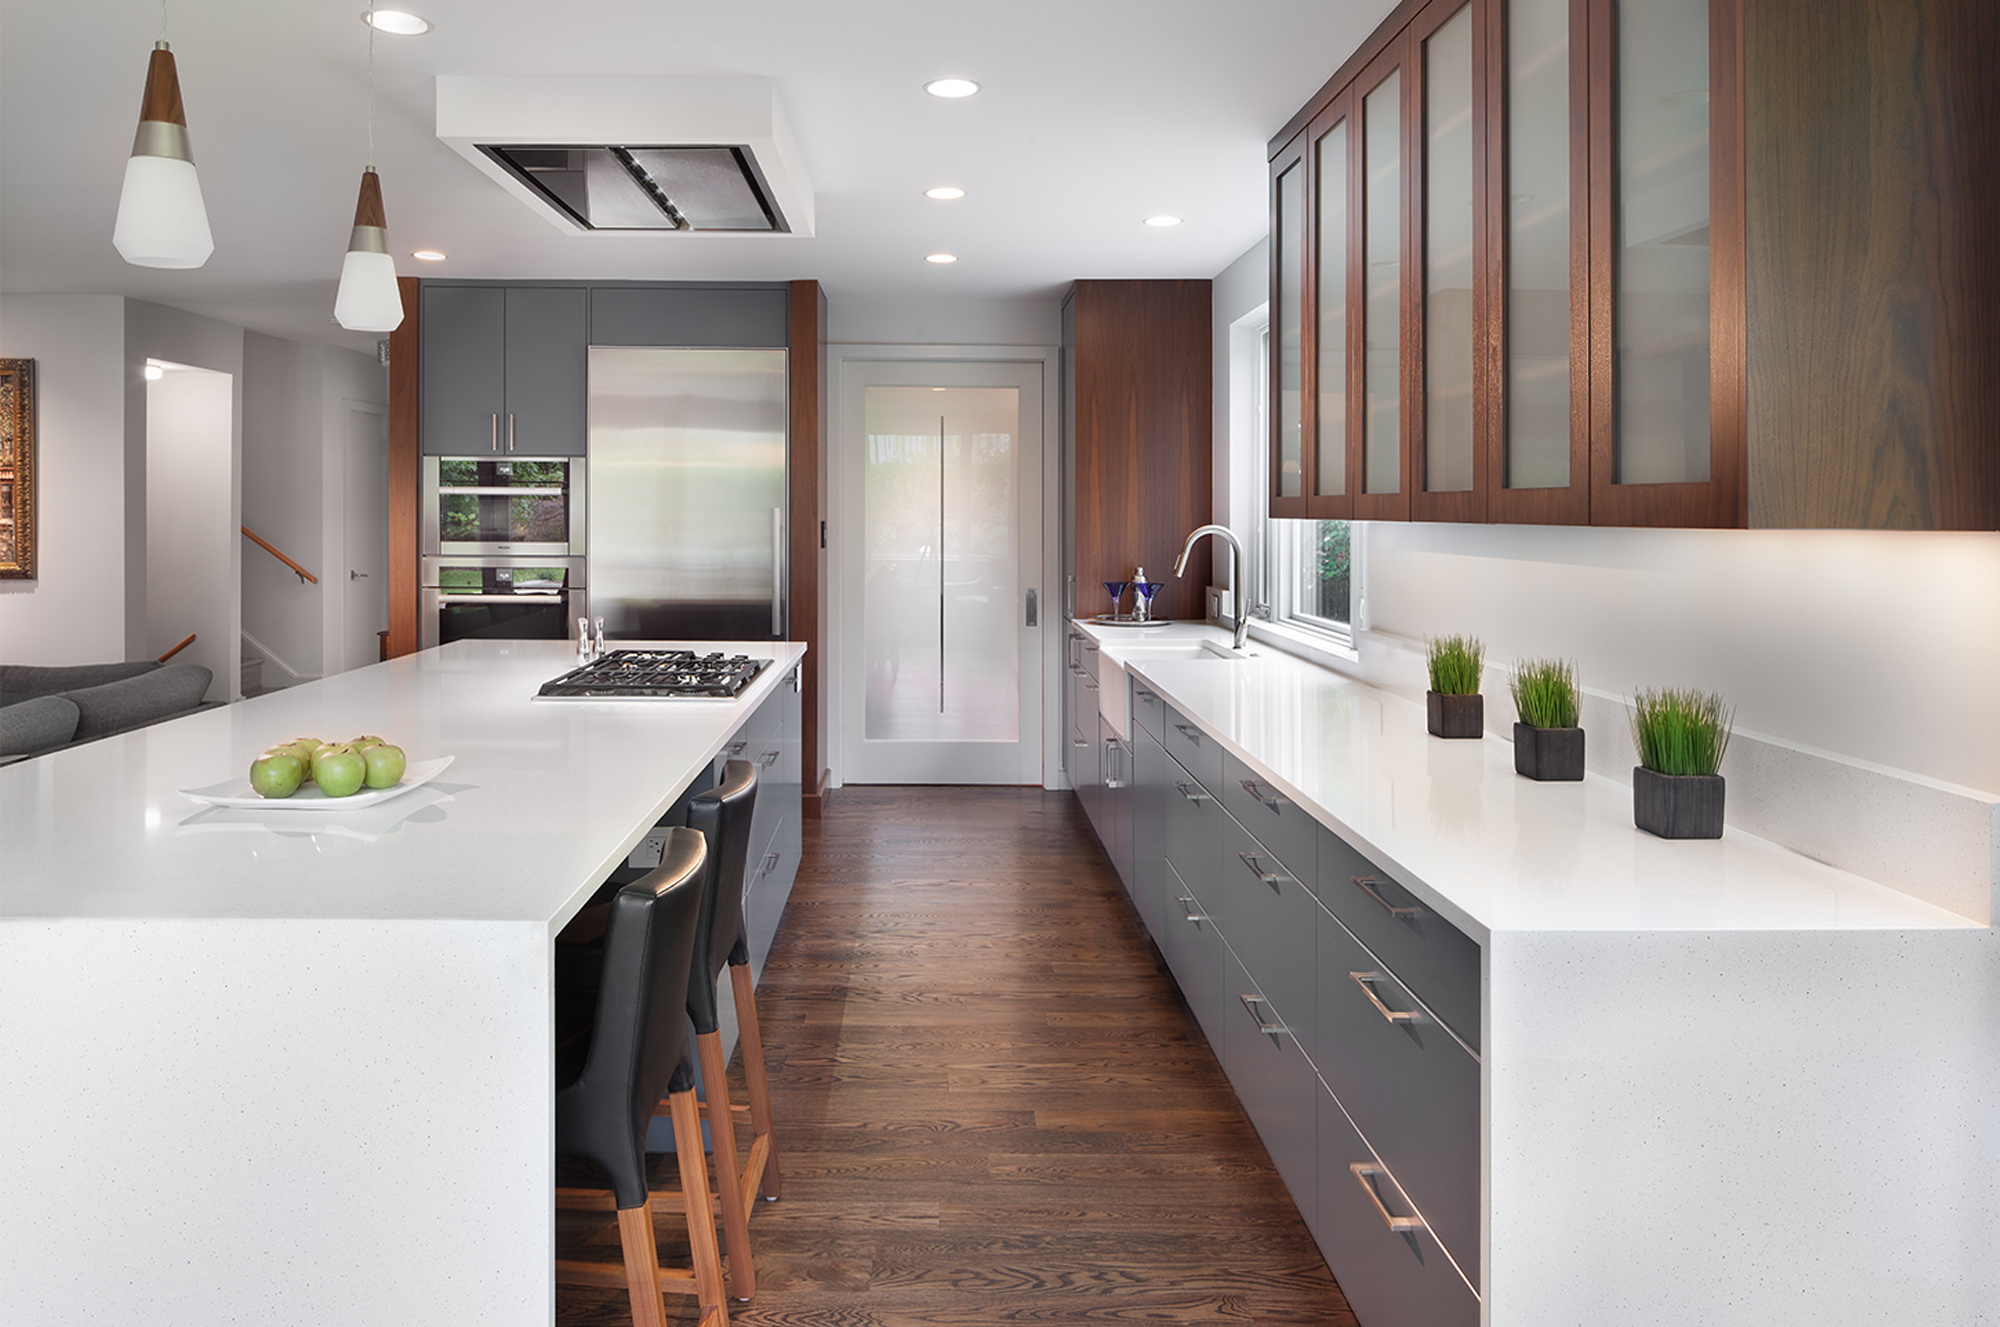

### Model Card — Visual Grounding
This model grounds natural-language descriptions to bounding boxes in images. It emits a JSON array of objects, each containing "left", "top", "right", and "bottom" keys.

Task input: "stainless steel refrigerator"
[{"left": 587, "top": 347, "right": 788, "bottom": 640}]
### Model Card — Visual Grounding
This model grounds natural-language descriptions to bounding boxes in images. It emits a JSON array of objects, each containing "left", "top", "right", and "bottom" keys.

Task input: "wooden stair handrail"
[
  {"left": 158, "top": 633, "right": 195, "bottom": 663},
  {"left": 241, "top": 526, "right": 317, "bottom": 584}
]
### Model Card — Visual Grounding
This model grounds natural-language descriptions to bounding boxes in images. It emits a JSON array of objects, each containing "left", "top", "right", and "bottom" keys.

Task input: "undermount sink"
[{"left": 1108, "top": 640, "right": 1256, "bottom": 663}]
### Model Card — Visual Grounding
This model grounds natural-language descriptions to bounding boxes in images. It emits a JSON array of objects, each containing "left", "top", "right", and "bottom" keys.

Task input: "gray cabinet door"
[
  {"left": 421, "top": 286, "right": 505, "bottom": 456},
  {"left": 1223, "top": 948, "right": 1318, "bottom": 1229},
  {"left": 1130, "top": 726, "right": 1173, "bottom": 943},
  {"left": 1161, "top": 861, "right": 1227, "bottom": 1046},
  {"left": 590, "top": 286, "right": 790, "bottom": 348},
  {"left": 502, "top": 287, "right": 587, "bottom": 457}
]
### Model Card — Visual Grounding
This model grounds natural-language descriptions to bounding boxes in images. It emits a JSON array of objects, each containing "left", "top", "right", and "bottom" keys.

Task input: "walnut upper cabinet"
[{"left": 1272, "top": 0, "right": 1998, "bottom": 530}]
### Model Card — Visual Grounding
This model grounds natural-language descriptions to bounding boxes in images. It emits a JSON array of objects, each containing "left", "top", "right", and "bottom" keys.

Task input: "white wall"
[
  {"left": 0, "top": 295, "right": 128, "bottom": 664},
  {"left": 146, "top": 366, "right": 235, "bottom": 703},
  {"left": 1211, "top": 239, "right": 1268, "bottom": 539}
]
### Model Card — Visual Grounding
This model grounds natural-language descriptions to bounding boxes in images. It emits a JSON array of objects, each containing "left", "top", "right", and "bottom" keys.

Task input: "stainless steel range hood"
[{"left": 478, "top": 144, "right": 789, "bottom": 233}]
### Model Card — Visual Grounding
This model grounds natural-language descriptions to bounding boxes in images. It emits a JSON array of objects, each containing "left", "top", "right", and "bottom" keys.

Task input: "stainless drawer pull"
[
  {"left": 1238, "top": 851, "right": 1282, "bottom": 889},
  {"left": 1175, "top": 782, "right": 1212, "bottom": 805},
  {"left": 760, "top": 852, "right": 780, "bottom": 874},
  {"left": 1349, "top": 1163, "right": 1425, "bottom": 1233},
  {"left": 1175, "top": 895, "right": 1208, "bottom": 924},
  {"left": 1174, "top": 723, "right": 1202, "bottom": 746},
  {"left": 1082, "top": 676, "right": 1098, "bottom": 692},
  {"left": 724, "top": 741, "right": 748, "bottom": 756},
  {"left": 1350, "top": 971, "right": 1419, "bottom": 1025},
  {"left": 1135, "top": 687, "right": 1157, "bottom": 703},
  {"left": 1352, "top": 875, "right": 1425, "bottom": 919},
  {"left": 757, "top": 749, "right": 780, "bottom": 767},
  {"left": 1238, "top": 993, "right": 1285, "bottom": 1037},
  {"left": 1239, "top": 778, "right": 1286, "bottom": 812},
  {"left": 1072, "top": 736, "right": 1090, "bottom": 748}
]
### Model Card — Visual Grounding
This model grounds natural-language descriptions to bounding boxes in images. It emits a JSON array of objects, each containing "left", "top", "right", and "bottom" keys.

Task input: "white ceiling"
[{"left": 0, "top": 0, "right": 1396, "bottom": 351}]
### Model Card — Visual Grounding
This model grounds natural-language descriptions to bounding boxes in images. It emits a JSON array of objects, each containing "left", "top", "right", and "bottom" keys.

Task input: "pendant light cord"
[
  {"left": 160, "top": 0, "right": 166, "bottom": 41},
  {"left": 366, "top": 0, "right": 377, "bottom": 170}
]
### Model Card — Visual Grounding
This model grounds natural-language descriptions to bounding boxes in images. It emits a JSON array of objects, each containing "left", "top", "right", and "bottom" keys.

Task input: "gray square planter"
[
  {"left": 1427, "top": 691, "right": 1484, "bottom": 739},
  {"left": 1514, "top": 723, "right": 1584, "bottom": 781},
  {"left": 1632, "top": 767, "right": 1726, "bottom": 839}
]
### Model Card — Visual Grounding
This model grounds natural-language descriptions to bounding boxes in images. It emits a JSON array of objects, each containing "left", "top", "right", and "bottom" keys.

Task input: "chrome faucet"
[{"left": 1173, "top": 524, "right": 1250, "bottom": 651}]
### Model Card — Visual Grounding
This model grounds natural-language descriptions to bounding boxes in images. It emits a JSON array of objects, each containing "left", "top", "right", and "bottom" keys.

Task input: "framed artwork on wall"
[{"left": 0, "top": 358, "right": 33, "bottom": 579}]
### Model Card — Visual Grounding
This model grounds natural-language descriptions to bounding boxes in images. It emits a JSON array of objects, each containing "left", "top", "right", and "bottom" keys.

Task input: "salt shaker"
[
  {"left": 577, "top": 617, "right": 591, "bottom": 659},
  {"left": 593, "top": 617, "right": 606, "bottom": 657}
]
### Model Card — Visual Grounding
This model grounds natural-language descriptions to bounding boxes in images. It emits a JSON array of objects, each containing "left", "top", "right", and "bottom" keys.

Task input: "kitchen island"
[
  {"left": 1070, "top": 619, "right": 1999, "bottom": 1327},
  {"left": 0, "top": 638, "right": 806, "bottom": 1327}
]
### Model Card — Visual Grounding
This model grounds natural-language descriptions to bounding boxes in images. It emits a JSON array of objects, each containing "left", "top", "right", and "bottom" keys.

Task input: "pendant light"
[
  {"left": 112, "top": 3, "right": 214, "bottom": 268},
  {"left": 333, "top": 1, "right": 404, "bottom": 332}
]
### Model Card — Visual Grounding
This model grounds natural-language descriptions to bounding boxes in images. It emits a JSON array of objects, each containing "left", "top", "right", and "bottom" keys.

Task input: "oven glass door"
[
  {"left": 435, "top": 564, "right": 578, "bottom": 645},
  {"left": 432, "top": 457, "right": 580, "bottom": 555}
]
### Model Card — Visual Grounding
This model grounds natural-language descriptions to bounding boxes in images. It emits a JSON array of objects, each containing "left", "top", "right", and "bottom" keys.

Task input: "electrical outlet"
[
  {"left": 627, "top": 828, "right": 672, "bottom": 870},
  {"left": 1208, "top": 586, "right": 1232, "bottom": 623}
]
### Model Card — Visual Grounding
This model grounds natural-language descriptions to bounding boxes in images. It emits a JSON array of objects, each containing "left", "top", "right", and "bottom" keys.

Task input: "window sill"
[{"left": 1244, "top": 616, "right": 1360, "bottom": 668}]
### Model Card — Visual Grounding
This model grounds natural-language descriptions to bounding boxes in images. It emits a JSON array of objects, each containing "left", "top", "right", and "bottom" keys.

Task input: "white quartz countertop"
[
  {"left": 1078, "top": 620, "right": 1975, "bottom": 938},
  {"left": 0, "top": 639, "right": 806, "bottom": 925}
]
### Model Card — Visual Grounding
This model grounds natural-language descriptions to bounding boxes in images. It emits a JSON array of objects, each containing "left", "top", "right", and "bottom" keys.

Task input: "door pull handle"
[
  {"left": 1175, "top": 895, "right": 1208, "bottom": 924},
  {"left": 1174, "top": 724, "right": 1202, "bottom": 746},
  {"left": 1350, "top": 1164, "right": 1425, "bottom": 1233},
  {"left": 507, "top": 412, "right": 516, "bottom": 452},
  {"left": 1239, "top": 778, "right": 1285, "bottom": 811},
  {"left": 1174, "top": 782, "right": 1212, "bottom": 805},
  {"left": 1238, "top": 993, "right": 1285, "bottom": 1038},
  {"left": 1350, "top": 971, "right": 1419, "bottom": 1025},
  {"left": 490, "top": 412, "right": 499, "bottom": 452},
  {"left": 724, "top": 741, "right": 748, "bottom": 756},
  {"left": 1352, "top": 875, "right": 1425, "bottom": 919},
  {"left": 1238, "top": 852, "right": 1282, "bottom": 890}
]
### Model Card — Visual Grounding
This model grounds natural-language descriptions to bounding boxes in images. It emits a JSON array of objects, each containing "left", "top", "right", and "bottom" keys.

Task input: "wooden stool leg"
[
  {"left": 730, "top": 961, "right": 783, "bottom": 1201},
  {"left": 669, "top": 1086, "right": 730, "bottom": 1327},
  {"left": 614, "top": 1205, "right": 671, "bottom": 1327},
  {"left": 696, "top": 1029, "right": 756, "bottom": 1301}
]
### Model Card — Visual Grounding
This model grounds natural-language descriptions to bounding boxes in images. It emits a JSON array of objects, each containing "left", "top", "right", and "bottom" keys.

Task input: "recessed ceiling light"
[
  {"left": 925, "top": 186, "right": 966, "bottom": 201},
  {"left": 925, "top": 253, "right": 958, "bottom": 264},
  {"left": 412, "top": 249, "right": 447, "bottom": 261},
  {"left": 924, "top": 78, "right": 980, "bottom": 99},
  {"left": 362, "top": 9, "right": 431, "bottom": 35},
  {"left": 1144, "top": 215, "right": 1182, "bottom": 228}
]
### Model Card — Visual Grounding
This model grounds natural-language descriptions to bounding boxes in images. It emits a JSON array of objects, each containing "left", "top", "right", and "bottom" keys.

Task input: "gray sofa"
[{"left": 0, "top": 661, "right": 217, "bottom": 765}]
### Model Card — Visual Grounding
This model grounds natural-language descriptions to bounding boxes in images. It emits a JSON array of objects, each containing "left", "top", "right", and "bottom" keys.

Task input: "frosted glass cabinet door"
[
  {"left": 1314, "top": 109, "right": 1351, "bottom": 508},
  {"left": 1361, "top": 66, "right": 1404, "bottom": 507},
  {"left": 1420, "top": 2, "right": 1476, "bottom": 504},
  {"left": 1503, "top": 0, "right": 1577, "bottom": 492},
  {"left": 1271, "top": 140, "right": 1308, "bottom": 512}
]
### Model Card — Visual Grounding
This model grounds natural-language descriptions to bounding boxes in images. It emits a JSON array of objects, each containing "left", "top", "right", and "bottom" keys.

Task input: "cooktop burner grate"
[{"left": 538, "top": 649, "right": 770, "bottom": 699}]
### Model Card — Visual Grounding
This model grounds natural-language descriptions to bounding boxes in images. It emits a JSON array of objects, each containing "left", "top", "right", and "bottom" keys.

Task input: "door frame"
[
  {"left": 330, "top": 399, "right": 389, "bottom": 675},
  {"left": 827, "top": 344, "right": 1062, "bottom": 789}
]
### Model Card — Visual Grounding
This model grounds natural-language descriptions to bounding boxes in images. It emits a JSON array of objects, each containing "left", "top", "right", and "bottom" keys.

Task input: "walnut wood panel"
[
  {"left": 1071, "top": 281, "right": 1213, "bottom": 623},
  {"left": 556, "top": 786, "right": 1354, "bottom": 1325},
  {"left": 1587, "top": 0, "right": 1746, "bottom": 528},
  {"left": 387, "top": 275, "right": 421, "bottom": 659},
  {"left": 351, "top": 169, "right": 387, "bottom": 230},
  {"left": 1409, "top": 0, "right": 1490, "bottom": 524},
  {"left": 787, "top": 281, "right": 829, "bottom": 810},
  {"left": 137, "top": 47, "right": 187, "bottom": 126},
  {"left": 1744, "top": 0, "right": 1999, "bottom": 530}
]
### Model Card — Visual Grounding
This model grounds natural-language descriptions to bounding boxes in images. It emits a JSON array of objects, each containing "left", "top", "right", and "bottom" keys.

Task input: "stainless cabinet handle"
[
  {"left": 1135, "top": 687, "right": 1157, "bottom": 703},
  {"left": 757, "top": 749, "right": 780, "bottom": 767},
  {"left": 507, "top": 411, "right": 515, "bottom": 452},
  {"left": 1103, "top": 740, "right": 1125, "bottom": 789},
  {"left": 1175, "top": 782, "right": 1212, "bottom": 805},
  {"left": 1238, "top": 993, "right": 1285, "bottom": 1037},
  {"left": 770, "top": 507, "right": 783, "bottom": 637},
  {"left": 1071, "top": 736, "right": 1089, "bottom": 748},
  {"left": 1239, "top": 778, "right": 1285, "bottom": 811},
  {"left": 490, "top": 412, "right": 499, "bottom": 452},
  {"left": 1082, "top": 675, "right": 1098, "bottom": 692},
  {"left": 1350, "top": 971, "right": 1418, "bottom": 1025},
  {"left": 1238, "top": 851, "right": 1282, "bottom": 889},
  {"left": 1352, "top": 875, "right": 1425, "bottom": 919},
  {"left": 760, "top": 852, "right": 780, "bottom": 874},
  {"left": 1175, "top": 895, "right": 1207, "bottom": 924},
  {"left": 1174, "top": 724, "right": 1202, "bottom": 746},
  {"left": 1350, "top": 1164, "right": 1424, "bottom": 1233}
]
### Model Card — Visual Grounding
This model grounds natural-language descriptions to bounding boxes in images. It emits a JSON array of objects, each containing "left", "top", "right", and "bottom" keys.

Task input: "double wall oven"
[{"left": 420, "top": 455, "right": 587, "bottom": 648}]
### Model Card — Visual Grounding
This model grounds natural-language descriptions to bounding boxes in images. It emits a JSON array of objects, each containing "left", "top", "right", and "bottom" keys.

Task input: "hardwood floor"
[{"left": 556, "top": 787, "right": 1356, "bottom": 1326}]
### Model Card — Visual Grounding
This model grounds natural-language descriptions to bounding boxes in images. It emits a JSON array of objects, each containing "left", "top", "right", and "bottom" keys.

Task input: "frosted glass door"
[{"left": 839, "top": 360, "right": 1045, "bottom": 785}]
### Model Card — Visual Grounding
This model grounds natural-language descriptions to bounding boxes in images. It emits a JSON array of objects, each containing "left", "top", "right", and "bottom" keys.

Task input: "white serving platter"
[{"left": 179, "top": 755, "right": 454, "bottom": 810}]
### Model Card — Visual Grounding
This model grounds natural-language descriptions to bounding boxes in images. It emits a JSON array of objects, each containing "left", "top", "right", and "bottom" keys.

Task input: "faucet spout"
[{"left": 1174, "top": 523, "right": 1249, "bottom": 651}]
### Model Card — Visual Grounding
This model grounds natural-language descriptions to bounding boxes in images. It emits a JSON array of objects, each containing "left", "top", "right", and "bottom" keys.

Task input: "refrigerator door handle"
[{"left": 771, "top": 506, "right": 784, "bottom": 638}]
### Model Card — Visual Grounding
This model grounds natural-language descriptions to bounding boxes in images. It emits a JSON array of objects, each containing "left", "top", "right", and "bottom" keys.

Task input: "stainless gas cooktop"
[{"left": 536, "top": 649, "right": 770, "bottom": 700}]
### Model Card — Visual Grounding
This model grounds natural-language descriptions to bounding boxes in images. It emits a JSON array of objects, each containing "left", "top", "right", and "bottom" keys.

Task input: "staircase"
[{"left": 241, "top": 652, "right": 267, "bottom": 698}]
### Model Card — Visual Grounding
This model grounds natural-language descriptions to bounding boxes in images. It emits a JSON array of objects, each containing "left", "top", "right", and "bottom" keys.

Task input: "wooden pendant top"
[
  {"left": 353, "top": 169, "right": 388, "bottom": 230},
  {"left": 138, "top": 44, "right": 188, "bottom": 127}
]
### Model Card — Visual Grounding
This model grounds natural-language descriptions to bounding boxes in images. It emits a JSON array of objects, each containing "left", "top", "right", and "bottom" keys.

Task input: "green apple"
[
  {"left": 349, "top": 734, "right": 385, "bottom": 752},
  {"left": 249, "top": 752, "right": 305, "bottom": 798},
  {"left": 280, "top": 737, "right": 321, "bottom": 780},
  {"left": 314, "top": 745, "right": 367, "bottom": 798},
  {"left": 361, "top": 743, "right": 406, "bottom": 789}
]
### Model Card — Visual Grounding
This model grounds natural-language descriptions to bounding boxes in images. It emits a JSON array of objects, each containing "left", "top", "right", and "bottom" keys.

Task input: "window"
[{"left": 1243, "top": 318, "right": 1356, "bottom": 645}]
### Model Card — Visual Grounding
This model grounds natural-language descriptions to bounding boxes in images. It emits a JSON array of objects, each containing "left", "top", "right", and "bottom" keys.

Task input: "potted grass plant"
[
  {"left": 1425, "top": 635, "right": 1485, "bottom": 739},
  {"left": 1629, "top": 688, "right": 1733, "bottom": 839},
  {"left": 1509, "top": 658, "right": 1583, "bottom": 781}
]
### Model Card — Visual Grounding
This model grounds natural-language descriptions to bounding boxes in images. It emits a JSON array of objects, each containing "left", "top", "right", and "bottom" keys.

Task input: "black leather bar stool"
[
  {"left": 552, "top": 827, "right": 728, "bottom": 1327},
  {"left": 664, "top": 757, "right": 783, "bottom": 1303}
]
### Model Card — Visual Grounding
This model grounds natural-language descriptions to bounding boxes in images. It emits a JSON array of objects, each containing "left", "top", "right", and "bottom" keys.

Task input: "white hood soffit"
[{"left": 436, "top": 75, "right": 815, "bottom": 238}]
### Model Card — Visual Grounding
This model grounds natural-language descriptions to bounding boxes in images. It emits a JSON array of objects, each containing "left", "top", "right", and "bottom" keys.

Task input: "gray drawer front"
[
  {"left": 1315, "top": 907, "right": 1479, "bottom": 1277},
  {"left": 1162, "top": 862, "right": 1228, "bottom": 1046},
  {"left": 1130, "top": 676, "right": 1167, "bottom": 742},
  {"left": 1160, "top": 702, "right": 1222, "bottom": 793},
  {"left": 1220, "top": 752, "right": 1316, "bottom": 884},
  {"left": 1314, "top": 1084, "right": 1478, "bottom": 1327},
  {"left": 1224, "top": 949, "right": 1317, "bottom": 1229},
  {"left": 1162, "top": 759, "right": 1224, "bottom": 910},
  {"left": 1218, "top": 814, "right": 1316, "bottom": 1051},
  {"left": 1130, "top": 727, "right": 1174, "bottom": 944},
  {"left": 1317, "top": 825, "right": 1481, "bottom": 1052}
]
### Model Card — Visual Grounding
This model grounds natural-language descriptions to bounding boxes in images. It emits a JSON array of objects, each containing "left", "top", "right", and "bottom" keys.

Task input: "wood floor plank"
[{"left": 555, "top": 787, "right": 1354, "bottom": 1327}]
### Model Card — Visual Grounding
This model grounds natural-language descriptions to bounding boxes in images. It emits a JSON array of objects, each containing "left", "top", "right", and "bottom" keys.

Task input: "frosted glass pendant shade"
[
  {"left": 113, "top": 43, "right": 214, "bottom": 269},
  {"left": 333, "top": 168, "right": 405, "bottom": 332}
]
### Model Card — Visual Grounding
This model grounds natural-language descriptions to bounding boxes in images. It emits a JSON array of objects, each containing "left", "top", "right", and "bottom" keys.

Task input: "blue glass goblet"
[{"left": 1102, "top": 581, "right": 1130, "bottom": 619}]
